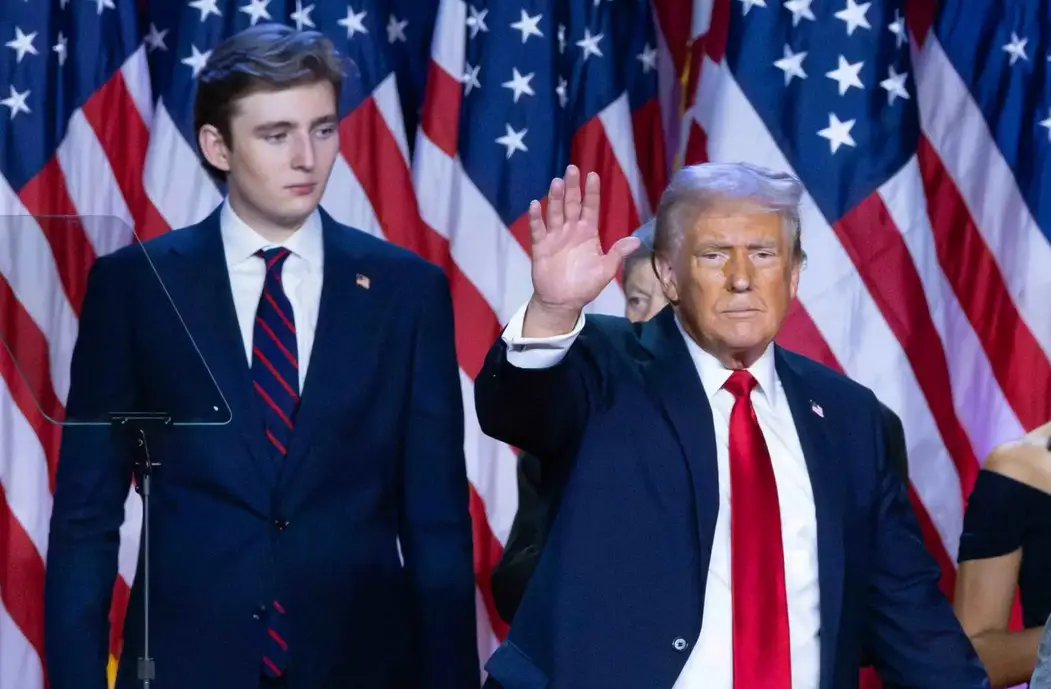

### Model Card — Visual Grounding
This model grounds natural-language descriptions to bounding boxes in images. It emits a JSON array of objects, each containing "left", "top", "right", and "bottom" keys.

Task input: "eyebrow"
[
  {"left": 252, "top": 114, "right": 339, "bottom": 134},
  {"left": 695, "top": 239, "right": 779, "bottom": 252}
]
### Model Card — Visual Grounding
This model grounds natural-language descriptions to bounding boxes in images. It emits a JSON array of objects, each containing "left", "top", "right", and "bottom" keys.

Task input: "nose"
[
  {"left": 291, "top": 132, "right": 316, "bottom": 171},
  {"left": 723, "top": 249, "right": 754, "bottom": 292}
]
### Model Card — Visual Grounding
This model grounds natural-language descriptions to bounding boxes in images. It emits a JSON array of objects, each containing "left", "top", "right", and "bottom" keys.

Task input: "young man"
[{"left": 44, "top": 24, "right": 478, "bottom": 689}]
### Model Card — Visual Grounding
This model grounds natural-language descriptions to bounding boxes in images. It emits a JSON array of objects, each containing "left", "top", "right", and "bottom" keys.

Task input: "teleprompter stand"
[{"left": 110, "top": 411, "right": 172, "bottom": 689}]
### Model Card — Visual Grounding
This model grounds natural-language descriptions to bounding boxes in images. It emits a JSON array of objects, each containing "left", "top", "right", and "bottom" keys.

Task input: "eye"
[
  {"left": 265, "top": 132, "right": 287, "bottom": 143},
  {"left": 315, "top": 125, "right": 337, "bottom": 138}
]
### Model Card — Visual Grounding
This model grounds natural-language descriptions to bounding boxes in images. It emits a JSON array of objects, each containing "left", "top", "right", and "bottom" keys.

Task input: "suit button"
[{"left": 672, "top": 637, "right": 688, "bottom": 652}]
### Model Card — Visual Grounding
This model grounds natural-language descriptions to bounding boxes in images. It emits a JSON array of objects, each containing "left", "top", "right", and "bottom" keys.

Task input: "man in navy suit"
[
  {"left": 475, "top": 162, "right": 989, "bottom": 689},
  {"left": 44, "top": 24, "right": 477, "bottom": 689}
]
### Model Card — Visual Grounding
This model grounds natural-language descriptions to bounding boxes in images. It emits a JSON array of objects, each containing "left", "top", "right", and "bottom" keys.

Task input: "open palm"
[{"left": 528, "top": 165, "right": 641, "bottom": 312}]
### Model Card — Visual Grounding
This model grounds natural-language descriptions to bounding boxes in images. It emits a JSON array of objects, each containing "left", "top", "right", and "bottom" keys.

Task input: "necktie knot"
[
  {"left": 723, "top": 369, "right": 758, "bottom": 400},
  {"left": 257, "top": 247, "right": 292, "bottom": 275}
]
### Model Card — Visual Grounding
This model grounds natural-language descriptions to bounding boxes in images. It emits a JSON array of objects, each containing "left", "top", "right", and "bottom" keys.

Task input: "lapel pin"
[
  {"left": 810, "top": 401, "right": 824, "bottom": 418},
  {"left": 355, "top": 273, "right": 370, "bottom": 289}
]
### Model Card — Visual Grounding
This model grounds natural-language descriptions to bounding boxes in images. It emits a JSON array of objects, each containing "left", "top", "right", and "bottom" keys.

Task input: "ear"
[
  {"left": 654, "top": 253, "right": 680, "bottom": 305},
  {"left": 198, "top": 124, "right": 231, "bottom": 175},
  {"left": 788, "top": 256, "right": 801, "bottom": 301}
]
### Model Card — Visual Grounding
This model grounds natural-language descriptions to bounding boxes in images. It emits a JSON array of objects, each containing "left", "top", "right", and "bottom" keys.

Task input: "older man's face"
[{"left": 661, "top": 199, "right": 800, "bottom": 367}]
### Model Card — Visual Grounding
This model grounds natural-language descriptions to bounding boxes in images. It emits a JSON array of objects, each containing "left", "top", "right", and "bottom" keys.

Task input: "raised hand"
[{"left": 523, "top": 166, "right": 640, "bottom": 336}]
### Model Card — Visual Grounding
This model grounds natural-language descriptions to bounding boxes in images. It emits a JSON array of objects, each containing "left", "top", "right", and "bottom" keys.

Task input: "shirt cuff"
[{"left": 501, "top": 301, "right": 584, "bottom": 369}]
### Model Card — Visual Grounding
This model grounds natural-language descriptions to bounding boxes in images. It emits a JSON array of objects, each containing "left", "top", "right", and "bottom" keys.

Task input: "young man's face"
[{"left": 213, "top": 80, "right": 340, "bottom": 232}]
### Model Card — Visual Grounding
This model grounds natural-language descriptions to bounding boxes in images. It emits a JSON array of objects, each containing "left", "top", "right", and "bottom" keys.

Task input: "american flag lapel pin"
[
  {"left": 810, "top": 401, "right": 824, "bottom": 418},
  {"left": 355, "top": 273, "right": 370, "bottom": 289}
]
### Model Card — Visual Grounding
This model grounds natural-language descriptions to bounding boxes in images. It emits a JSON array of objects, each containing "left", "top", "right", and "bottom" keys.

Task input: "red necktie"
[{"left": 723, "top": 370, "right": 792, "bottom": 688}]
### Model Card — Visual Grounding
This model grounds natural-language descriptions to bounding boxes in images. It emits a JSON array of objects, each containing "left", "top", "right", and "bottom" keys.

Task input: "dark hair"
[
  {"left": 623, "top": 220, "right": 656, "bottom": 280},
  {"left": 193, "top": 24, "right": 346, "bottom": 183}
]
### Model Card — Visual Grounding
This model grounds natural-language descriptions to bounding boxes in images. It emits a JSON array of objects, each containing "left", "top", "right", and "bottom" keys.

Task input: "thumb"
[{"left": 602, "top": 235, "right": 643, "bottom": 277}]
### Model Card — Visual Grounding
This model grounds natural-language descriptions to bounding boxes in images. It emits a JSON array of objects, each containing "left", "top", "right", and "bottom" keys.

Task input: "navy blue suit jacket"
[
  {"left": 474, "top": 306, "right": 988, "bottom": 689},
  {"left": 44, "top": 206, "right": 478, "bottom": 689}
]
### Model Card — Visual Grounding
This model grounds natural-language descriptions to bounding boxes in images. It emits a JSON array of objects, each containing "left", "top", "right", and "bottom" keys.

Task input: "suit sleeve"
[
  {"left": 398, "top": 265, "right": 479, "bottom": 688},
  {"left": 44, "top": 254, "right": 136, "bottom": 689},
  {"left": 878, "top": 403, "right": 910, "bottom": 485},
  {"left": 861, "top": 398, "right": 990, "bottom": 688},
  {"left": 475, "top": 302, "right": 599, "bottom": 462}
]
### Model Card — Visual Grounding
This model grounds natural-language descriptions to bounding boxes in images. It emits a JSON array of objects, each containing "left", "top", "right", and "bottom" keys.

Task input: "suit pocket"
[{"left": 484, "top": 641, "right": 549, "bottom": 689}]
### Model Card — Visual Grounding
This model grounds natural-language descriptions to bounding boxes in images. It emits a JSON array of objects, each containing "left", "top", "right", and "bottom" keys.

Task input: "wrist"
[{"left": 522, "top": 297, "right": 581, "bottom": 338}]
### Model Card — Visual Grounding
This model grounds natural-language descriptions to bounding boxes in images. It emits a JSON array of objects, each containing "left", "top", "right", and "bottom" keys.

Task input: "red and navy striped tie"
[{"left": 251, "top": 247, "right": 296, "bottom": 678}]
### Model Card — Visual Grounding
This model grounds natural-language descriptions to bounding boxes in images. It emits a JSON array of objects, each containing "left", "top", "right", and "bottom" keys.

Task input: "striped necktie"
[
  {"left": 250, "top": 247, "right": 296, "bottom": 678},
  {"left": 251, "top": 247, "right": 299, "bottom": 459}
]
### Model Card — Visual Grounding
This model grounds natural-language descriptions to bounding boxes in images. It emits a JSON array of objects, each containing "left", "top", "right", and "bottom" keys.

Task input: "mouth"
[
  {"left": 722, "top": 309, "right": 761, "bottom": 319},
  {"left": 286, "top": 183, "right": 317, "bottom": 196}
]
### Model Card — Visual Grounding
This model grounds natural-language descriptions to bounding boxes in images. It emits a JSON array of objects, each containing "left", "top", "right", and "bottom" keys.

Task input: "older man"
[{"left": 475, "top": 163, "right": 988, "bottom": 689}]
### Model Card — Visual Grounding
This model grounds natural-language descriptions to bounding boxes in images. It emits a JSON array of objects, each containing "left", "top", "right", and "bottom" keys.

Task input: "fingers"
[
  {"left": 563, "top": 165, "right": 582, "bottom": 225},
  {"left": 581, "top": 171, "right": 600, "bottom": 230},
  {"left": 528, "top": 199, "right": 546, "bottom": 246},
  {"left": 546, "top": 176, "right": 565, "bottom": 234}
]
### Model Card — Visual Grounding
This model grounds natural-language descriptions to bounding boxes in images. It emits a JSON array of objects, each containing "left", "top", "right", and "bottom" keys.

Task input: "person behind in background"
[
  {"left": 43, "top": 24, "right": 477, "bottom": 689},
  {"left": 954, "top": 422, "right": 1051, "bottom": 687},
  {"left": 475, "top": 162, "right": 988, "bottom": 688}
]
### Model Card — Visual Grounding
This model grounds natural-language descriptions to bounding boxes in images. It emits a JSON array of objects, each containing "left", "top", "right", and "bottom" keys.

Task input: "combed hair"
[
  {"left": 652, "top": 162, "right": 805, "bottom": 264},
  {"left": 193, "top": 23, "right": 348, "bottom": 183}
]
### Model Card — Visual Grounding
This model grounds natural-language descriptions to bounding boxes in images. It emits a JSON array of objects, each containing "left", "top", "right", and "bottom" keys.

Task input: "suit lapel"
[
  {"left": 775, "top": 347, "right": 844, "bottom": 689},
  {"left": 163, "top": 207, "right": 276, "bottom": 493},
  {"left": 278, "top": 211, "right": 392, "bottom": 490},
  {"left": 638, "top": 308, "right": 720, "bottom": 570}
]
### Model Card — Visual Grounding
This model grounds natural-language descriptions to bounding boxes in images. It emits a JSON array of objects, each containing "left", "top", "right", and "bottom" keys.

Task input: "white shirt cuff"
[{"left": 500, "top": 301, "right": 584, "bottom": 369}]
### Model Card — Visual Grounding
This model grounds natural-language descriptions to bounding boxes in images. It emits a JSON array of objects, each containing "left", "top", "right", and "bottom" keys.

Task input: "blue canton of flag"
[
  {"left": 457, "top": 0, "right": 664, "bottom": 238},
  {"left": 725, "top": 0, "right": 918, "bottom": 222}
]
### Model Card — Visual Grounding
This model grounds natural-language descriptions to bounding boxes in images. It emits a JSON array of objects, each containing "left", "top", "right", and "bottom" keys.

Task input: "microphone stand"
[{"left": 110, "top": 411, "right": 171, "bottom": 689}]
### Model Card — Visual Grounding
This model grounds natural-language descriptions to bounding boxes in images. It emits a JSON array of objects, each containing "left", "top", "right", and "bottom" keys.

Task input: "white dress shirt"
[
  {"left": 501, "top": 303, "right": 822, "bottom": 689},
  {"left": 219, "top": 200, "right": 324, "bottom": 390}
]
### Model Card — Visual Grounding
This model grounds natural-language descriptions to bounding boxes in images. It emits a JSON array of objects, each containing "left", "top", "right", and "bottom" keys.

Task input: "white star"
[
  {"left": 386, "top": 15, "right": 408, "bottom": 43},
  {"left": 834, "top": 0, "right": 871, "bottom": 36},
  {"left": 737, "top": 0, "right": 767, "bottom": 16},
  {"left": 466, "top": 5, "right": 488, "bottom": 39},
  {"left": 1039, "top": 108, "right": 1051, "bottom": 141},
  {"left": 637, "top": 43, "right": 657, "bottom": 73},
  {"left": 576, "top": 28, "right": 603, "bottom": 60},
  {"left": 557, "top": 24, "right": 566, "bottom": 53},
  {"left": 1002, "top": 32, "right": 1028, "bottom": 66},
  {"left": 145, "top": 23, "right": 168, "bottom": 51},
  {"left": 53, "top": 32, "right": 68, "bottom": 66},
  {"left": 238, "top": 0, "right": 271, "bottom": 26},
  {"left": 5, "top": 26, "right": 38, "bottom": 63},
  {"left": 0, "top": 85, "right": 30, "bottom": 120},
  {"left": 888, "top": 10, "right": 907, "bottom": 49},
  {"left": 495, "top": 124, "right": 528, "bottom": 159},
  {"left": 783, "top": 0, "right": 815, "bottom": 26},
  {"left": 181, "top": 44, "right": 211, "bottom": 78},
  {"left": 510, "top": 9, "right": 543, "bottom": 44},
  {"left": 93, "top": 0, "right": 115, "bottom": 14},
  {"left": 461, "top": 63, "right": 481, "bottom": 95},
  {"left": 825, "top": 55, "right": 864, "bottom": 95},
  {"left": 502, "top": 67, "right": 535, "bottom": 103},
  {"left": 290, "top": 1, "right": 315, "bottom": 30},
  {"left": 817, "top": 112, "right": 856, "bottom": 153},
  {"left": 555, "top": 76, "right": 568, "bottom": 108},
  {"left": 189, "top": 0, "right": 221, "bottom": 22},
  {"left": 879, "top": 65, "right": 910, "bottom": 104},
  {"left": 774, "top": 44, "right": 807, "bottom": 85},
  {"left": 337, "top": 6, "right": 368, "bottom": 39}
]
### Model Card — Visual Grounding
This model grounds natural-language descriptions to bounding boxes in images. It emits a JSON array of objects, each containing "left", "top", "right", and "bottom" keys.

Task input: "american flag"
[{"left": 1, "top": 1, "right": 1048, "bottom": 689}]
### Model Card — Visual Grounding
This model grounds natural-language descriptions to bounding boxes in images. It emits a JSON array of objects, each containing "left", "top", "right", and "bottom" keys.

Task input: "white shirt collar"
[
  {"left": 673, "top": 313, "right": 778, "bottom": 406},
  {"left": 219, "top": 199, "right": 324, "bottom": 268}
]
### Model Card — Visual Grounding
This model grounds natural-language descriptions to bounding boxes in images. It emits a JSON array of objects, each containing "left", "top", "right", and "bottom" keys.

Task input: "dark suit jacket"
[
  {"left": 44, "top": 206, "right": 478, "bottom": 689},
  {"left": 491, "top": 402, "right": 912, "bottom": 625},
  {"left": 475, "top": 306, "right": 987, "bottom": 689}
]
